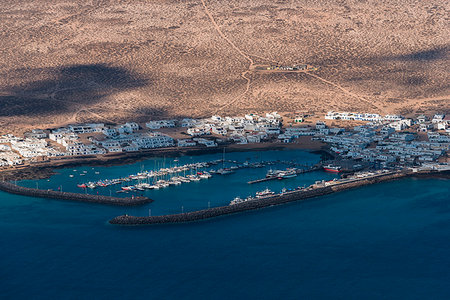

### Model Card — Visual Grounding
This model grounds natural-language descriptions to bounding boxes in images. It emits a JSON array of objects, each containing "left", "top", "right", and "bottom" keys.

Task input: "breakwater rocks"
[
  {"left": 110, "top": 171, "right": 409, "bottom": 225},
  {"left": 0, "top": 181, "right": 152, "bottom": 206}
]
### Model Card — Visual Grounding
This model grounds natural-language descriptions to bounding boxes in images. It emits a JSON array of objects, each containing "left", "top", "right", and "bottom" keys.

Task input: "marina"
[
  {"left": 73, "top": 156, "right": 320, "bottom": 192},
  {"left": 109, "top": 168, "right": 450, "bottom": 225},
  {"left": 15, "top": 149, "right": 337, "bottom": 215}
]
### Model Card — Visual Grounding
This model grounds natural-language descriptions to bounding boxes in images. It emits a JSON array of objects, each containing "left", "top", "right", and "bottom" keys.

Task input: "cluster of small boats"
[
  {"left": 120, "top": 172, "right": 212, "bottom": 191},
  {"left": 77, "top": 161, "right": 217, "bottom": 191},
  {"left": 230, "top": 186, "right": 306, "bottom": 205},
  {"left": 230, "top": 188, "right": 276, "bottom": 205}
]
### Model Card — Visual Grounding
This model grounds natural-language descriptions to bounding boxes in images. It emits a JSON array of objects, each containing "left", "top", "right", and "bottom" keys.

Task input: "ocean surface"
[{"left": 1, "top": 149, "right": 449, "bottom": 299}]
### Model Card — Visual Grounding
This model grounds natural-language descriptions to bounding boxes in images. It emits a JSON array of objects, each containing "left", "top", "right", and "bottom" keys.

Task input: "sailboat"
[{"left": 217, "top": 148, "right": 234, "bottom": 175}]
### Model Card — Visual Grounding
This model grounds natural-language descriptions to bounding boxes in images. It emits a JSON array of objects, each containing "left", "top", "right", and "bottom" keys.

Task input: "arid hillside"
[{"left": 0, "top": 0, "right": 449, "bottom": 133}]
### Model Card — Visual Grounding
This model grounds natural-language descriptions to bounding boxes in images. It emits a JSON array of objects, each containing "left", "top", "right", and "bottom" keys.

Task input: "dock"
[
  {"left": 247, "top": 165, "right": 322, "bottom": 184},
  {"left": 109, "top": 170, "right": 420, "bottom": 225}
]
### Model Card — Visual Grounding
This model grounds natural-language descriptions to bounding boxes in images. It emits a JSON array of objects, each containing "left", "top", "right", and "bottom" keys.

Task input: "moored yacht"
[
  {"left": 255, "top": 188, "right": 275, "bottom": 198},
  {"left": 277, "top": 169, "right": 297, "bottom": 179}
]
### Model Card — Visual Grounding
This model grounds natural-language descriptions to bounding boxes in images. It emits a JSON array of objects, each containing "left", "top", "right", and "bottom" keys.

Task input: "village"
[{"left": 0, "top": 111, "right": 449, "bottom": 171}]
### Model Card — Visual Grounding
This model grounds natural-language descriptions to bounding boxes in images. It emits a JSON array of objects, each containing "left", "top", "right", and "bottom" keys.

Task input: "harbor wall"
[
  {"left": 110, "top": 171, "right": 410, "bottom": 225},
  {"left": 0, "top": 181, "right": 152, "bottom": 206}
]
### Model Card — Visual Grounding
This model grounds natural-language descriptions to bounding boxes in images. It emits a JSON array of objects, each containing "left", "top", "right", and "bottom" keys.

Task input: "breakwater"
[
  {"left": 110, "top": 171, "right": 411, "bottom": 225},
  {"left": 0, "top": 181, "right": 152, "bottom": 206}
]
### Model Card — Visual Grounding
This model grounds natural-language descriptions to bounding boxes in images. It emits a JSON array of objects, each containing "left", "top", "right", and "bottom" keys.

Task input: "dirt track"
[{"left": 0, "top": 0, "right": 448, "bottom": 133}]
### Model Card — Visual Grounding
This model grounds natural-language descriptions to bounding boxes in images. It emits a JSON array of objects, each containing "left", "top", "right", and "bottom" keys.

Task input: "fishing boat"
[{"left": 323, "top": 164, "right": 341, "bottom": 173}]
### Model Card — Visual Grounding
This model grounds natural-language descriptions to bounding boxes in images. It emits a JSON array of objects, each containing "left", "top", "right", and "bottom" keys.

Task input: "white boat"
[
  {"left": 230, "top": 197, "right": 244, "bottom": 205},
  {"left": 277, "top": 169, "right": 297, "bottom": 179},
  {"left": 229, "top": 196, "right": 255, "bottom": 205},
  {"left": 199, "top": 172, "right": 212, "bottom": 179},
  {"left": 255, "top": 188, "right": 275, "bottom": 198},
  {"left": 188, "top": 175, "right": 201, "bottom": 181},
  {"left": 178, "top": 176, "right": 191, "bottom": 183},
  {"left": 217, "top": 168, "right": 234, "bottom": 175}
]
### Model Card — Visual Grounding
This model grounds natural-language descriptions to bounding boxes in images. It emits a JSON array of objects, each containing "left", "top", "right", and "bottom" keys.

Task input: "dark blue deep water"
[{"left": 1, "top": 150, "right": 449, "bottom": 299}]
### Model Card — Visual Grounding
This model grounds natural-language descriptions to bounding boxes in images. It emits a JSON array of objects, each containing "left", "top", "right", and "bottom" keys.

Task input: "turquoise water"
[{"left": 1, "top": 150, "right": 450, "bottom": 299}]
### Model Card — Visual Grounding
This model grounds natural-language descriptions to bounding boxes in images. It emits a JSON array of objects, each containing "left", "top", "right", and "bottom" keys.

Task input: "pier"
[
  {"left": 109, "top": 170, "right": 416, "bottom": 225},
  {"left": 0, "top": 181, "right": 152, "bottom": 206},
  {"left": 247, "top": 165, "right": 322, "bottom": 184}
]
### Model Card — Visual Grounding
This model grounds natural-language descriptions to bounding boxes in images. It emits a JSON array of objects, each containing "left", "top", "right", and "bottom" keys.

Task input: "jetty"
[
  {"left": 247, "top": 165, "right": 321, "bottom": 184},
  {"left": 110, "top": 170, "right": 415, "bottom": 225},
  {"left": 0, "top": 181, "right": 152, "bottom": 206}
]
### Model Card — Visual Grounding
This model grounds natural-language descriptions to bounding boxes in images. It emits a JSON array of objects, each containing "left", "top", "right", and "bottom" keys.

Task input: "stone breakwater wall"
[
  {"left": 110, "top": 172, "right": 408, "bottom": 225},
  {"left": 0, "top": 181, "right": 152, "bottom": 206}
]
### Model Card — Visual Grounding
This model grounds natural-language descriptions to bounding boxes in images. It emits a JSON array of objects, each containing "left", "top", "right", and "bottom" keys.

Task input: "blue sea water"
[{"left": 1, "top": 149, "right": 449, "bottom": 299}]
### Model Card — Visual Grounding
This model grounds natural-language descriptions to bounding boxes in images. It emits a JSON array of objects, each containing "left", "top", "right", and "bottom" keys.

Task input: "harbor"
[
  {"left": 13, "top": 149, "right": 338, "bottom": 215},
  {"left": 109, "top": 169, "right": 450, "bottom": 225},
  {"left": 72, "top": 154, "right": 321, "bottom": 192},
  {"left": 7, "top": 146, "right": 449, "bottom": 217}
]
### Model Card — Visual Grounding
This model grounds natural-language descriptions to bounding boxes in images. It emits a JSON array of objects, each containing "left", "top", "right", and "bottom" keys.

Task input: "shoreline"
[
  {"left": 109, "top": 170, "right": 450, "bottom": 225},
  {"left": 0, "top": 140, "right": 331, "bottom": 181}
]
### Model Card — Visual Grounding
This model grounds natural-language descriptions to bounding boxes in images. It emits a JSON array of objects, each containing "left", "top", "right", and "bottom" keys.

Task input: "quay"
[
  {"left": 247, "top": 165, "right": 322, "bottom": 184},
  {"left": 0, "top": 181, "right": 152, "bottom": 206},
  {"left": 110, "top": 170, "right": 439, "bottom": 225}
]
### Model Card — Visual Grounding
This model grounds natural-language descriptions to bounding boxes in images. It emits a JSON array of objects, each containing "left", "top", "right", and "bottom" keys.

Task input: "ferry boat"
[
  {"left": 323, "top": 164, "right": 342, "bottom": 173},
  {"left": 277, "top": 169, "right": 297, "bottom": 179},
  {"left": 255, "top": 188, "right": 275, "bottom": 198}
]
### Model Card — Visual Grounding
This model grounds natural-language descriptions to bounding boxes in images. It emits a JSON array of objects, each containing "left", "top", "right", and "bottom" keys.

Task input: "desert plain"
[{"left": 0, "top": 0, "right": 448, "bottom": 134}]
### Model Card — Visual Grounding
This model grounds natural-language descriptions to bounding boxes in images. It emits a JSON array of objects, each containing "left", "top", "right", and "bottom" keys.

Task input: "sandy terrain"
[{"left": 0, "top": 0, "right": 448, "bottom": 134}]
